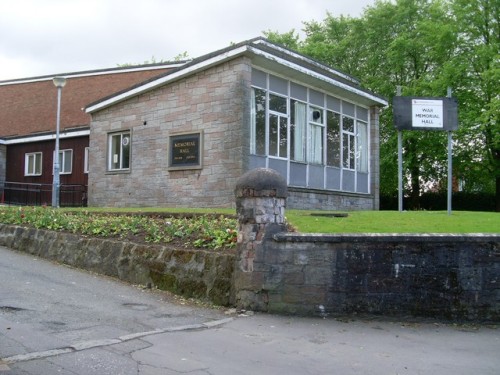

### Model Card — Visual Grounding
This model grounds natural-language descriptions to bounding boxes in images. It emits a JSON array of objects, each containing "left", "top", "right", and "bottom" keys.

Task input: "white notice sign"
[{"left": 412, "top": 99, "right": 443, "bottom": 128}]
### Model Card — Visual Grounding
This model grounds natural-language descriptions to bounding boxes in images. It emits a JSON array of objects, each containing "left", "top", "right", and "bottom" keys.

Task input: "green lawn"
[
  {"left": 60, "top": 207, "right": 500, "bottom": 234},
  {"left": 286, "top": 210, "right": 500, "bottom": 234},
  {"left": 1, "top": 207, "right": 500, "bottom": 233}
]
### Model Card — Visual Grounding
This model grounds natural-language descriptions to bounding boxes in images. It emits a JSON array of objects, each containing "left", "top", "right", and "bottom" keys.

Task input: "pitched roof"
[
  {"left": 86, "top": 37, "right": 387, "bottom": 113},
  {"left": 0, "top": 63, "right": 184, "bottom": 140}
]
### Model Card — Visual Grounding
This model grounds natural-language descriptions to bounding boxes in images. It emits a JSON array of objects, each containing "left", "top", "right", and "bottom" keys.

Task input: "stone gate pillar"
[{"left": 233, "top": 168, "right": 288, "bottom": 311}]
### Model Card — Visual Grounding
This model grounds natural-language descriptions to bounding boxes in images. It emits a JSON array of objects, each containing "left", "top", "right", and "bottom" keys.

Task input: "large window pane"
[
  {"left": 343, "top": 116, "right": 354, "bottom": 132},
  {"left": 343, "top": 133, "right": 349, "bottom": 169},
  {"left": 343, "top": 133, "right": 355, "bottom": 169},
  {"left": 269, "top": 94, "right": 287, "bottom": 113},
  {"left": 308, "top": 106, "right": 324, "bottom": 165},
  {"left": 327, "top": 111, "right": 340, "bottom": 167},
  {"left": 309, "top": 124, "right": 323, "bottom": 164},
  {"left": 251, "top": 88, "right": 266, "bottom": 155},
  {"left": 279, "top": 116, "right": 287, "bottom": 157},
  {"left": 269, "top": 115, "right": 278, "bottom": 156},
  {"left": 291, "top": 100, "right": 306, "bottom": 162},
  {"left": 349, "top": 134, "right": 355, "bottom": 169},
  {"left": 356, "top": 121, "right": 368, "bottom": 172}
]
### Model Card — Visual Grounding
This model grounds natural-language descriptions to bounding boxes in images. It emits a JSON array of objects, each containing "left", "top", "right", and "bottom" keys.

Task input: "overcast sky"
[{"left": 0, "top": 0, "right": 376, "bottom": 81}]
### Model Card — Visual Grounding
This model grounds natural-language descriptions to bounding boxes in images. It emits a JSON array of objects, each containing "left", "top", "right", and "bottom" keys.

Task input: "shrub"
[{"left": 0, "top": 207, "right": 238, "bottom": 251}]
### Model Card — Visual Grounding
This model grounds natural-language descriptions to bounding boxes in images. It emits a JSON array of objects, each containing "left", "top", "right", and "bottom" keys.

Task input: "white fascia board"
[
  {"left": 249, "top": 46, "right": 388, "bottom": 107},
  {"left": 86, "top": 47, "right": 250, "bottom": 113},
  {"left": 87, "top": 43, "right": 387, "bottom": 113},
  {"left": 253, "top": 39, "right": 359, "bottom": 85},
  {"left": 0, "top": 63, "right": 186, "bottom": 86},
  {"left": 4, "top": 129, "right": 90, "bottom": 145}
]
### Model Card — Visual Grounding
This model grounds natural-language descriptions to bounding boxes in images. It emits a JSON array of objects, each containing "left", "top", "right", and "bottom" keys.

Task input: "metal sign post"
[
  {"left": 396, "top": 86, "right": 403, "bottom": 212},
  {"left": 447, "top": 87, "right": 453, "bottom": 215},
  {"left": 398, "top": 130, "right": 403, "bottom": 212},
  {"left": 393, "top": 88, "right": 458, "bottom": 214}
]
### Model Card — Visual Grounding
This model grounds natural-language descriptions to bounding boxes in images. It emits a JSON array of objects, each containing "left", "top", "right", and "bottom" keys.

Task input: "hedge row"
[{"left": 380, "top": 192, "right": 496, "bottom": 211}]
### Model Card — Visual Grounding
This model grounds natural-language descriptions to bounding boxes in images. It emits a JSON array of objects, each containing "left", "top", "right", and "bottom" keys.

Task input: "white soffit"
[
  {"left": 0, "top": 63, "right": 185, "bottom": 86},
  {"left": 4, "top": 129, "right": 90, "bottom": 145}
]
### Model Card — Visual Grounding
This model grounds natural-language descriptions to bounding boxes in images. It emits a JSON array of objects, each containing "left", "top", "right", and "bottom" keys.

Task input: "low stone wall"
[
  {"left": 2, "top": 165, "right": 499, "bottom": 322},
  {"left": 232, "top": 168, "right": 500, "bottom": 322},
  {"left": 0, "top": 224, "right": 234, "bottom": 306},
  {"left": 243, "top": 233, "right": 499, "bottom": 321}
]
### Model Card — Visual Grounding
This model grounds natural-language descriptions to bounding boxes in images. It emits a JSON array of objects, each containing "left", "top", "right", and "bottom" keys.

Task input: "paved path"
[{"left": 1, "top": 246, "right": 499, "bottom": 374}]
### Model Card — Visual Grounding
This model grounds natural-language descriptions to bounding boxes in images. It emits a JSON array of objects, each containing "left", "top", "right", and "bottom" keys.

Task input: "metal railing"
[{"left": 1, "top": 182, "right": 87, "bottom": 207}]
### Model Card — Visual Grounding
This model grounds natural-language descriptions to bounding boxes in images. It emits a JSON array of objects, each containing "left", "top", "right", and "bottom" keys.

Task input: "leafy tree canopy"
[{"left": 266, "top": 0, "right": 499, "bottom": 210}]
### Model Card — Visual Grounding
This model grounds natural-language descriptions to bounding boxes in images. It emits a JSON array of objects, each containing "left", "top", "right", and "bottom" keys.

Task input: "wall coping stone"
[{"left": 274, "top": 232, "right": 500, "bottom": 243}]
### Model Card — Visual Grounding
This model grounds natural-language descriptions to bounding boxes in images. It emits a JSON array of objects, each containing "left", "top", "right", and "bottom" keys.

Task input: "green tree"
[
  {"left": 268, "top": 0, "right": 458, "bottom": 208},
  {"left": 117, "top": 52, "right": 191, "bottom": 67},
  {"left": 444, "top": 0, "right": 499, "bottom": 208},
  {"left": 267, "top": 0, "right": 500, "bottom": 210},
  {"left": 263, "top": 30, "right": 301, "bottom": 51}
]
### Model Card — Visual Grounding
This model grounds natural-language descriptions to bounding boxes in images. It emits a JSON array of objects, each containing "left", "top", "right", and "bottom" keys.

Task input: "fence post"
[{"left": 233, "top": 168, "right": 288, "bottom": 311}]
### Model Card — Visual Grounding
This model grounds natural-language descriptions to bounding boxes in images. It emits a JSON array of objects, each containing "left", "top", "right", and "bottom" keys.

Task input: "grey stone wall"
[
  {"left": 287, "top": 188, "right": 375, "bottom": 211},
  {"left": 0, "top": 220, "right": 498, "bottom": 321},
  {"left": 261, "top": 233, "right": 500, "bottom": 321},
  {"left": 88, "top": 57, "right": 252, "bottom": 208},
  {"left": 0, "top": 224, "right": 234, "bottom": 306}
]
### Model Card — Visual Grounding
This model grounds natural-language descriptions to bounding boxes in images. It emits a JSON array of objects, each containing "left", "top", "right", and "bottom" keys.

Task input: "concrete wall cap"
[{"left": 235, "top": 168, "right": 288, "bottom": 198}]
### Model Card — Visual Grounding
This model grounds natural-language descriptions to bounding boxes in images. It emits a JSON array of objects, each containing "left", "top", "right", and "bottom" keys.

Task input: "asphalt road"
[{"left": 1, "top": 245, "right": 499, "bottom": 375}]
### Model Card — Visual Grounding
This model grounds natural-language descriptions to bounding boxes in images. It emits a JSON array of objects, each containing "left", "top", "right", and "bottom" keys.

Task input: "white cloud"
[{"left": 0, "top": 0, "right": 375, "bottom": 80}]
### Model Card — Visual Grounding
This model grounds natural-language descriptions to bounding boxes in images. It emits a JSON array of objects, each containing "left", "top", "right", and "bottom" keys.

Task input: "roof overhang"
[
  {"left": 2, "top": 128, "right": 90, "bottom": 145},
  {"left": 86, "top": 39, "right": 387, "bottom": 114},
  {"left": 86, "top": 46, "right": 251, "bottom": 113},
  {"left": 0, "top": 63, "right": 185, "bottom": 87},
  {"left": 247, "top": 45, "right": 387, "bottom": 108}
]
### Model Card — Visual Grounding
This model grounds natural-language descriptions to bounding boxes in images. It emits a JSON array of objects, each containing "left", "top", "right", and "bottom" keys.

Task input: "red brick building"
[{"left": 0, "top": 63, "right": 182, "bottom": 205}]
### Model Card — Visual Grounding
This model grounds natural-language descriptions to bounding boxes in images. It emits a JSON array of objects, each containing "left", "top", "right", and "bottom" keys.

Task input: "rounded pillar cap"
[{"left": 235, "top": 168, "right": 288, "bottom": 198}]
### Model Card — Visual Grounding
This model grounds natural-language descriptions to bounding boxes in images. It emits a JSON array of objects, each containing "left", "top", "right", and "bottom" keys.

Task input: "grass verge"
[{"left": 286, "top": 210, "right": 500, "bottom": 233}]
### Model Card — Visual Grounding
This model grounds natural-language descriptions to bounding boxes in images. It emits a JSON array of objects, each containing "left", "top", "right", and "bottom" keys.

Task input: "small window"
[
  {"left": 54, "top": 149, "right": 73, "bottom": 175},
  {"left": 84, "top": 147, "right": 89, "bottom": 174},
  {"left": 25, "top": 152, "right": 42, "bottom": 176},
  {"left": 108, "top": 131, "right": 130, "bottom": 171}
]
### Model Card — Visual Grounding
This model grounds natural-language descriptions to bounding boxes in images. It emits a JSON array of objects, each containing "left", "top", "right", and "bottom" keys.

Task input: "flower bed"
[{"left": 0, "top": 206, "right": 238, "bottom": 252}]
